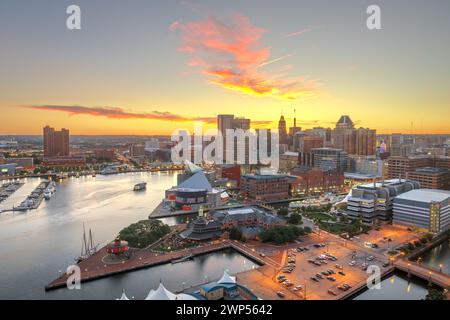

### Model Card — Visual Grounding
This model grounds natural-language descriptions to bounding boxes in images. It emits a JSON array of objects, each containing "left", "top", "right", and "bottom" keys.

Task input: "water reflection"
[
  {"left": 353, "top": 272, "right": 429, "bottom": 300},
  {"left": 419, "top": 240, "right": 450, "bottom": 274}
]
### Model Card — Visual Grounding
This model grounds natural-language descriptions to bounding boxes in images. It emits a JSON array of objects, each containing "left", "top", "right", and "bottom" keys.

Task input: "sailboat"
[{"left": 75, "top": 223, "right": 99, "bottom": 263}]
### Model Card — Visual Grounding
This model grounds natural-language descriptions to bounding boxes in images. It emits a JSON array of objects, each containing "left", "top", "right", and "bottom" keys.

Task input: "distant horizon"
[{"left": 1, "top": 1, "right": 449, "bottom": 135}]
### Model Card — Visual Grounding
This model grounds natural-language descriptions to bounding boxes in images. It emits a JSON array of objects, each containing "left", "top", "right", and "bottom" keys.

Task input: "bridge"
[{"left": 395, "top": 259, "right": 450, "bottom": 288}]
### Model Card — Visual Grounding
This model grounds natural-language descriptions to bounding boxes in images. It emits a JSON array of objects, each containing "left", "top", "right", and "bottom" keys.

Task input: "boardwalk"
[{"left": 46, "top": 239, "right": 272, "bottom": 291}]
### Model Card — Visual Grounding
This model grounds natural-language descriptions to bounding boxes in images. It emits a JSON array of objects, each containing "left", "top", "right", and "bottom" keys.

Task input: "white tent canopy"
[
  {"left": 145, "top": 283, "right": 177, "bottom": 300},
  {"left": 217, "top": 271, "right": 236, "bottom": 284},
  {"left": 144, "top": 282, "right": 198, "bottom": 300},
  {"left": 117, "top": 290, "right": 130, "bottom": 300}
]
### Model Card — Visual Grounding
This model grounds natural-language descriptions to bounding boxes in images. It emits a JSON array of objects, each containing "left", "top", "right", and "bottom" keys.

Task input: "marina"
[
  {"left": 0, "top": 181, "right": 24, "bottom": 205},
  {"left": 0, "top": 172, "right": 448, "bottom": 300},
  {"left": 12, "top": 180, "right": 53, "bottom": 211}
]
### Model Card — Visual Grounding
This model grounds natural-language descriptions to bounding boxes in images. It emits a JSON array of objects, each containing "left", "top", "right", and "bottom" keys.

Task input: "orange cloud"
[
  {"left": 24, "top": 105, "right": 217, "bottom": 124},
  {"left": 171, "top": 14, "right": 319, "bottom": 101},
  {"left": 24, "top": 105, "right": 274, "bottom": 128}
]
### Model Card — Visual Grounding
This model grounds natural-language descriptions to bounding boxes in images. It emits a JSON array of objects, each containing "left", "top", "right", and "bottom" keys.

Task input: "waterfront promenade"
[{"left": 45, "top": 239, "right": 271, "bottom": 291}]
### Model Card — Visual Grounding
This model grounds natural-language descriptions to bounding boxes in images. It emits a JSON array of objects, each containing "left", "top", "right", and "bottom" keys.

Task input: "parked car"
[{"left": 277, "top": 291, "right": 285, "bottom": 298}]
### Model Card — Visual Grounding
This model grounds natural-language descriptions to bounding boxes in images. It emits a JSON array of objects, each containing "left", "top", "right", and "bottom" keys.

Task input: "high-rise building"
[
  {"left": 331, "top": 115, "right": 376, "bottom": 156},
  {"left": 278, "top": 115, "right": 288, "bottom": 145},
  {"left": 43, "top": 126, "right": 70, "bottom": 157},
  {"left": 217, "top": 114, "right": 235, "bottom": 137},
  {"left": 217, "top": 114, "right": 252, "bottom": 164},
  {"left": 346, "top": 179, "right": 421, "bottom": 224},
  {"left": 387, "top": 155, "right": 450, "bottom": 190},
  {"left": 129, "top": 144, "right": 145, "bottom": 158},
  {"left": 231, "top": 117, "right": 250, "bottom": 130},
  {"left": 296, "top": 134, "right": 324, "bottom": 166},
  {"left": 288, "top": 109, "right": 302, "bottom": 150},
  {"left": 311, "top": 148, "right": 348, "bottom": 173},
  {"left": 393, "top": 189, "right": 450, "bottom": 233}
]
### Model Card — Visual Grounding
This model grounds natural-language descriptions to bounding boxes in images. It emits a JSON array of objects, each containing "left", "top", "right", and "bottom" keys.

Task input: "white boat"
[
  {"left": 100, "top": 167, "right": 118, "bottom": 175},
  {"left": 44, "top": 191, "right": 52, "bottom": 200},
  {"left": 133, "top": 182, "right": 147, "bottom": 191}
]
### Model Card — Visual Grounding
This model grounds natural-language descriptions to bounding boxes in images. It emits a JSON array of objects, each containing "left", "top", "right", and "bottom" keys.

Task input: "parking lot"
[
  {"left": 273, "top": 238, "right": 391, "bottom": 300},
  {"left": 352, "top": 225, "right": 420, "bottom": 254},
  {"left": 237, "top": 226, "right": 417, "bottom": 300}
]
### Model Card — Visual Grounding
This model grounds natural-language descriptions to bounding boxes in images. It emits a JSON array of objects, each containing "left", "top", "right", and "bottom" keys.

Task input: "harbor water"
[{"left": 0, "top": 173, "right": 447, "bottom": 299}]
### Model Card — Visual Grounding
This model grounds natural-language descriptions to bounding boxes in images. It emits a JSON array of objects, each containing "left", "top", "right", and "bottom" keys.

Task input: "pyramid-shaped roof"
[
  {"left": 178, "top": 171, "right": 212, "bottom": 192},
  {"left": 184, "top": 160, "right": 202, "bottom": 174},
  {"left": 336, "top": 115, "right": 354, "bottom": 128}
]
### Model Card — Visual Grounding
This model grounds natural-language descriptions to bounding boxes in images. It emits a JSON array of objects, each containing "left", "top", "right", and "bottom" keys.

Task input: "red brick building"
[
  {"left": 240, "top": 174, "right": 290, "bottom": 202},
  {"left": 290, "top": 167, "right": 345, "bottom": 194},
  {"left": 387, "top": 155, "right": 450, "bottom": 190},
  {"left": 221, "top": 164, "right": 241, "bottom": 186},
  {"left": 43, "top": 126, "right": 70, "bottom": 157}
]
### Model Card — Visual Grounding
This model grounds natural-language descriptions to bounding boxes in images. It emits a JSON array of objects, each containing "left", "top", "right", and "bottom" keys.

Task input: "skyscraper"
[
  {"left": 217, "top": 114, "right": 252, "bottom": 164},
  {"left": 331, "top": 115, "right": 376, "bottom": 156},
  {"left": 288, "top": 109, "right": 302, "bottom": 150},
  {"left": 278, "top": 115, "right": 288, "bottom": 145},
  {"left": 43, "top": 126, "right": 70, "bottom": 157}
]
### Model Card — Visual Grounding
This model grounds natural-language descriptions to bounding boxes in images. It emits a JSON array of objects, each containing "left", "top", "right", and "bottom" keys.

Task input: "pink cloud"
[{"left": 171, "top": 14, "right": 319, "bottom": 100}]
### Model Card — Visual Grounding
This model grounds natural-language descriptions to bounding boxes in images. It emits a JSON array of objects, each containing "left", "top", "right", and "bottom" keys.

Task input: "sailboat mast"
[
  {"left": 89, "top": 229, "right": 94, "bottom": 253},
  {"left": 82, "top": 223, "right": 88, "bottom": 256}
]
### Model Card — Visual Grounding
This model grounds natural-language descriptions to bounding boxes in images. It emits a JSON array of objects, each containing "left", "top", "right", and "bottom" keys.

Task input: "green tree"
[
  {"left": 425, "top": 288, "right": 446, "bottom": 300},
  {"left": 277, "top": 207, "right": 289, "bottom": 216},
  {"left": 288, "top": 212, "right": 302, "bottom": 225},
  {"left": 229, "top": 226, "right": 243, "bottom": 241}
]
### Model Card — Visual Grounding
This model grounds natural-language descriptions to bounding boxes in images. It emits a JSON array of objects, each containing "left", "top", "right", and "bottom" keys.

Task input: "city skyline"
[{"left": 1, "top": 0, "right": 450, "bottom": 135}]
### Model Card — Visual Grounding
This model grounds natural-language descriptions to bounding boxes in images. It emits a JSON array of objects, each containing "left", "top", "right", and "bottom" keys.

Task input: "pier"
[{"left": 45, "top": 239, "right": 271, "bottom": 291}]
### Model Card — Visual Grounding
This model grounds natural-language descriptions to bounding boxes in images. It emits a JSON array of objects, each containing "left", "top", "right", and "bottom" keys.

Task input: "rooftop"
[
  {"left": 282, "top": 151, "right": 299, "bottom": 157},
  {"left": 395, "top": 189, "right": 450, "bottom": 203},
  {"left": 242, "top": 173, "right": 288, "bottom": 180}
]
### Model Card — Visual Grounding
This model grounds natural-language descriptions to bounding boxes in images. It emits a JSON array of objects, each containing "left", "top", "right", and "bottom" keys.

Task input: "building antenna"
[{"left": 294, "top": 108, "right": 297, "bottom": 127}]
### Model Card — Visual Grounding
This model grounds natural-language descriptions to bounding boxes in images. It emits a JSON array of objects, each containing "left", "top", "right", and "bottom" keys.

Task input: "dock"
[{"left": 45, "top": 239, "right": 273, "bottom": 291}]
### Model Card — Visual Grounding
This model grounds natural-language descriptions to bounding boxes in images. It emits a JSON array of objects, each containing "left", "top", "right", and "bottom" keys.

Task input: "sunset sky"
[{"left": 0, "top": 0, "right": 449, "bottom": 135}]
